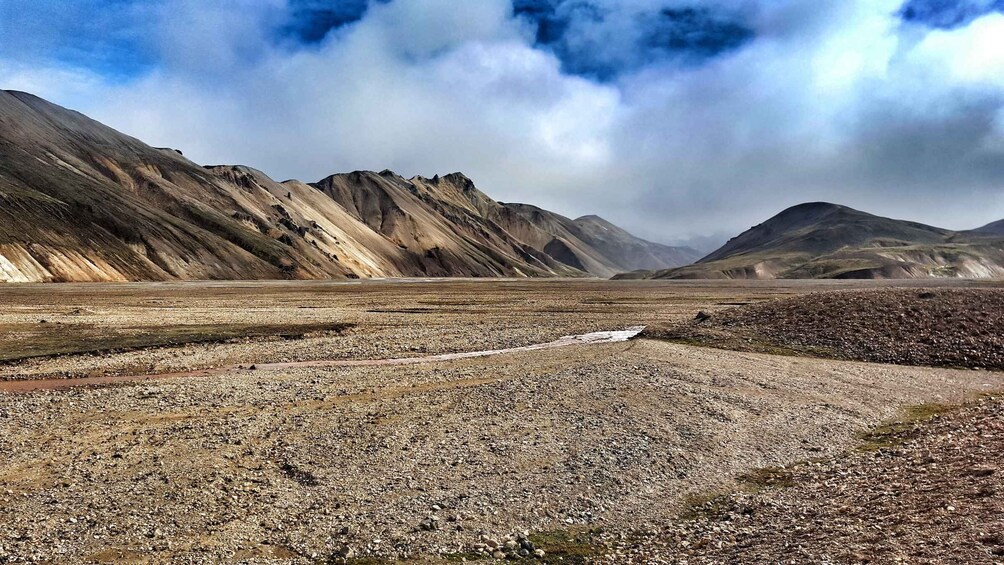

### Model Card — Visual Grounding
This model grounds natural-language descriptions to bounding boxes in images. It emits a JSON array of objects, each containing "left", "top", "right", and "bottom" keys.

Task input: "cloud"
[
  {"left": 3, "top": 0, "right": 1004, "bottom": 245},
  {"left": 602, "top": 1, "right": 1004, "bottom": 238}
]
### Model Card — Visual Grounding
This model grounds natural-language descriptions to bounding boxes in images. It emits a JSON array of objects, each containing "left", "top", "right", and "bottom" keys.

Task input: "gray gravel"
[{"left": 1, "top": 340, "right": 1000, "bottom": 562}]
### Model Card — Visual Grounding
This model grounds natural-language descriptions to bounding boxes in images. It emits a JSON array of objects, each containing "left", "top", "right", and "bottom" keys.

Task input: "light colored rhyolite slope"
[
  {"left": 312, "top": 172, "right": 697, "bottom": 278},
  {"left": 310, "top": 171, "right": 577, "bottom": 277},
  {"left": 0, "top": 90, "right": 692, "bottom": 281},
  {"left": 572, "top": 214, "right": 702, "bottom": 271},
  {"left": 616, "top": 202, "right": 1004, "bottom": 280},
  {"left": 0, "top": 90, "right": 367, "bottom": 281}
]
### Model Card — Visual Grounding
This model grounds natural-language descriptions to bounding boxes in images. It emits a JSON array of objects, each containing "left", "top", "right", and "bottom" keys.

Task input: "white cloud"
[
  {"left": 0, "top": 61, "right": 107, "bottom": 109},
  {"left": 4, "top": 0, "right": 1004, "bottom": 244},
  {"left": 909, "top": 12, "right": 1004, "bottom": 84}
]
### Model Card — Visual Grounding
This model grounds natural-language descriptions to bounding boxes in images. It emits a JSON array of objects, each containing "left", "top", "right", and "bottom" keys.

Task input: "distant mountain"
[
  {"left": 569, "top": 215, "right": 701, "bottom": 273},
  {"left": 973, "top": 219, "right": 1004, "bottom": 236},
  {"left": 617, "top": 202, "right": 1004, "bottom": 280},
  {"left": 495, "top": 205, "right": 700, "bottom": 278},
  {"left": 0, "top": 90, "right": 691, "bottom": 282}
]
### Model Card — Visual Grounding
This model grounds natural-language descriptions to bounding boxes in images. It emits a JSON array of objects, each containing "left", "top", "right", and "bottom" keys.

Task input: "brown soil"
[
  {"left": 648, "top": 288, "right": 1004, "bottom": 370},
  {"left": 0, "top": 278, "right": 882, "bottom": 383}
]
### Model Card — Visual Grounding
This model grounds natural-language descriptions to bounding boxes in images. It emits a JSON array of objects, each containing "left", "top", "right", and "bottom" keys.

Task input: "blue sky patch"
[
  {"left": 514, "top": 1, "right": 754, "bottom": 81},
  {"left": 0, "top": 0, "right": 153, "bottom": 81},
  {"left": 649, "top": 8, "right": 754, "bottom": 61},
  {"left": 899, "top": 0, "right": 1004, "bottom": 28},
  {"left": 279, "top": 0, "right": 375, "bottom": 44}
]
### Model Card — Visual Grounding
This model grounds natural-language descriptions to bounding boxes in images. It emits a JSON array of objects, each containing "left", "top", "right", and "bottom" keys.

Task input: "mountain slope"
[
  {"left": 310, "top": 171, "right": 576, "bottom": 277},
  {"left": 973, "top": 219, "right": 1004, "bottom": 236},
  {"left": 0, "top": 89, "right": 435, "bottom": 282},
  {"left": 498, "top": 204, "right": 698, "bottom": 278},
  {"left": 572, "top": 215, "right": 701, "bottom": 271},
  {"left": 0, "top": 90, "right": 292, "bottom": 281},
  {"left": 0, "top": 90, "right": 689, "bottom": 282},
  {"left": 619, "top": 202, "right": 1004, "bottom": 280}
]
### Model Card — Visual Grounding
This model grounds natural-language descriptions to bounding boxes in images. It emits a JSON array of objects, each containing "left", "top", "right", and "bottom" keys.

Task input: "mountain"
[
  {"left": 495, "top": 205, "right": 700, "bottom": 277},
  {"left": 973, "top": 219, "right": 1004, "bottom": 236},
  {"left": 308, "top": 170, "right": 580, "bottom": 277},
  {"left": 617, "top": 202, "right": 1004, "bottom": 280},
  {"left": 0, "top": 90, "right": 691, "bottom": 282}
]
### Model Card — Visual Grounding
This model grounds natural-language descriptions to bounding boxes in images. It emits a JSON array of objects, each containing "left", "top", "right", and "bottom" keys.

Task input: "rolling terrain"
[
  {"left": 619, "top": 202, "right": 1004, "bottom": 280},
  {"left": 0, "top": 90, "right": 692, "bottom": 282}
]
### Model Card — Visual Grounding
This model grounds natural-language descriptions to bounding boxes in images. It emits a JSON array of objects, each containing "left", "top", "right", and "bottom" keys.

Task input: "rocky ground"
[
  {"left": 647, "top": 287, "right": 1004, "bottom": 370},
  {"left": 0, "top": 279, "right": 1001, "bottom": 563},
  {"left": 0, "top": 279, "right": 815, "bottom": 382},
  {"left": 598, "top": 394, "right": 1004, "bottom": 563}
]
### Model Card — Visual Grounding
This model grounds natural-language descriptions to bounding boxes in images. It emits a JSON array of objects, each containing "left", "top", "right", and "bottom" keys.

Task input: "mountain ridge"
[
  {"left": 0, "top": 89, "right": 692, "bottom": 282},
  {"left": 617, "top": 202, "right": 1004, "bottom": 280}
]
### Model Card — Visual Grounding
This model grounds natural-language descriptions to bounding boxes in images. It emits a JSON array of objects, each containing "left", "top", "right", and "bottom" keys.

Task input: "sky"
[{"left": 2, "top": 0, "right": 1004, "bottom": 249}]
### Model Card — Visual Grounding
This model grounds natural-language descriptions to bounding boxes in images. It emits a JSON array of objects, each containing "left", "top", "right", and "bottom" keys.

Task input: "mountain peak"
[
  {"left": 574, "top": 214, "right": 629, "bottom": 235},
  {"left": 625, "top": 201, "right": 985, "bottom": 280},
  {"left": 411, "top": 172, "right": 477, "bottom": 191},
  {"left": 767, "top": 202, "right": 858, "bottom": 225},
  {"left": 440, "top": 172, "right": 476, "bottom": 191},
  {"left": 783, "top": 201, "right": 845, "bottom": 212}
]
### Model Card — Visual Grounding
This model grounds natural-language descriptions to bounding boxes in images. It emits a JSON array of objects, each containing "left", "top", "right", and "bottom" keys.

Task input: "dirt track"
[{"left": 0, "top": 279, "right": 1001, "bottom": 563}]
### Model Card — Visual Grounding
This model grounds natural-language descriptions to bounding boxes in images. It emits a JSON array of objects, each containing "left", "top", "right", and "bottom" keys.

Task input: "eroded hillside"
[{"left": 0, "top": 90, "right": 693, "bottom": 282}]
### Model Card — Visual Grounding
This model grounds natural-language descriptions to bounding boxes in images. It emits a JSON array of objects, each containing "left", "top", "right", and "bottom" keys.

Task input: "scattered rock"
[{"left": 657, "top": 289, "right": 1004, "bottom": 370}]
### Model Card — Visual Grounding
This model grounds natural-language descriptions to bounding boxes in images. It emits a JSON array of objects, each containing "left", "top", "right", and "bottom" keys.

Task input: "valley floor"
[{"left": 0, "top": 279, "right": 1000, "bottom": 563}]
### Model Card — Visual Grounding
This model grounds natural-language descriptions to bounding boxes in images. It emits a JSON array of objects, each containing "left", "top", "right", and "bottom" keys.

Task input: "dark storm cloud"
[{"left": 852, "top": 91, "right": 1004, "bottom": 187}]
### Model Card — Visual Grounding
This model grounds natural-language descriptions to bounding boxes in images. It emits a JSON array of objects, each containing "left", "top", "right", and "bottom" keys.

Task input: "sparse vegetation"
[
  {"left": 857, "top": 402, "right": 955, "bottom": 452},
  {"left": 528, "top": 529, "right": 604, "bottom": 563}
]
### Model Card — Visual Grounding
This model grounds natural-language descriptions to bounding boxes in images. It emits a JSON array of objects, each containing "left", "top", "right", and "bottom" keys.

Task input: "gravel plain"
[
  {"left": 0, "top": 279, "right": 1001, "bottom": 563},
  {"left": 599, "top": 394, "right": 1004, "bottom": 563}
]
